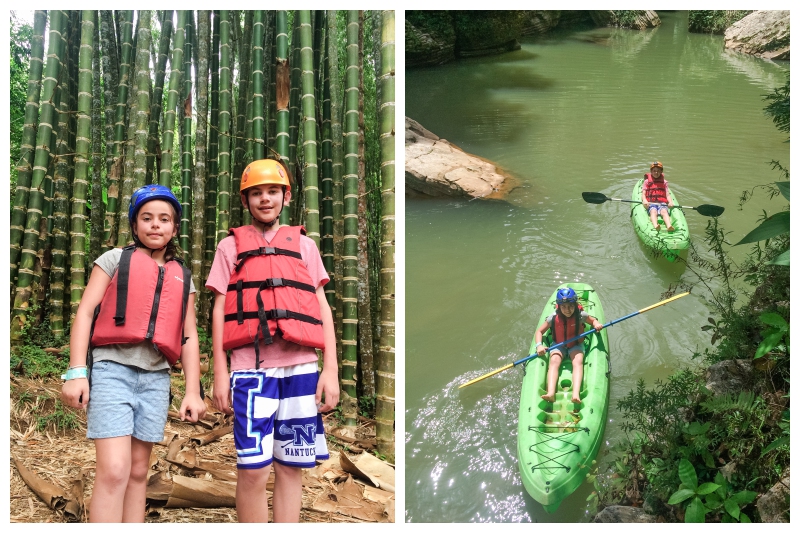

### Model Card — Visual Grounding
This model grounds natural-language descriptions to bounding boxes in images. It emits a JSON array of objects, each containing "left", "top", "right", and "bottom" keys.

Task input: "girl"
[{"left": 61, "top": 185, "right": 206, "bottom": 522}]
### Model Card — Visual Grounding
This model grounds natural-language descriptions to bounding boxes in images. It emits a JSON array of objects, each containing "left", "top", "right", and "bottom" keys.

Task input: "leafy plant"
[
  {"left": 754, "top": 312, "right": 789, "bottom": 359},
  {"left": 668, "top": 460, "right": 756, "bottom": 523},
  {"left": 36, "top": 400, "right": 81, "bottom": 432},
  {"left": 11, "top": 345, "right": 69, "bottom": 378}
]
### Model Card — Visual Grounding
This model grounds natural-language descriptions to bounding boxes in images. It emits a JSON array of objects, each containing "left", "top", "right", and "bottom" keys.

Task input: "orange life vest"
[
  {"left": 222, "top": 225, "right": 324, "bottom": 367},
  {"left": 551, "top": 303, "right": 585, "bottom": 349},
  {"left": 643, "top": 173, "right": 669, "bottom": 204},
  {"left": 91, "top": 246, "right": 191, "bottom": 365}
]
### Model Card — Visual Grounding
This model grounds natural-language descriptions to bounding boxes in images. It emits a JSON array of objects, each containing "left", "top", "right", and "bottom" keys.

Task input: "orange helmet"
[
  {"left": 650, "top": 161, "right": 663, "bottom": 170},
  {"left": 240, "top": 159, "right": 291, "bottom": 192}
]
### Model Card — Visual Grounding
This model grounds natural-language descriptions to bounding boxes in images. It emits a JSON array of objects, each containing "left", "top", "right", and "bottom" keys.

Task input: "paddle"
[
  {"left": 458, "top": 292, "right": 690, "bottom": 389},
  {"left": 581, "top": 191, "right": 724, "bottom": 217}
]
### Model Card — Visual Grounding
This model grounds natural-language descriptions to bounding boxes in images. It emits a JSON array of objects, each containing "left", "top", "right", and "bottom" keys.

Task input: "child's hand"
[
  {"left": 213, "top": 373, "right": 233, "bottom": 415},
  {"left": 668, "top": 201, "right": 674, "bottom": 208},
  {"left": 180, "top": 393, "right": 207, "bottom": 423},
  {"left": 61, "top": 378, "right": 90, "bottom": 410},
  {"left": 536, "top": 344, "right": 546, "bottom": 356},
  {"left": 593, "top": 322, "right": 603, "bottom": 332},
  {"left": 642, "top": 201, "right": 649, "bottom": 209},
  {"left": 315, "top": 368, "right": 340, "bottom": 413}
]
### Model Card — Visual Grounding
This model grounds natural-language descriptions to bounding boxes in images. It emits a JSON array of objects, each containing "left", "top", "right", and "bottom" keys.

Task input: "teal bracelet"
[{"left": 62, "top": 367, "right": 88, "bottom": 381}]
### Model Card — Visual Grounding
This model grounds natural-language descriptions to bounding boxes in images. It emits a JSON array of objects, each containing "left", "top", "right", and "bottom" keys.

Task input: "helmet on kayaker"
[
  {"left": 240, "top": 158, "right": 292, "bottom": 192},
  {"left": 650, "top": 161, "right": 663, "bottom": 170},
  {"left": 129, "top": 184, "right": 182, "bottom": 222},
  {"left": 556, "top": 288, "right": 578, "bottom": 304}
]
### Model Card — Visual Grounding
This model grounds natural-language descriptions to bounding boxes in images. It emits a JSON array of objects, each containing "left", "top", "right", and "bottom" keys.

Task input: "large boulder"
[
  {"left": 724, "top": 10, "right": 789, "bottom": 60},
  {"left": 756, "top": 468, "right": 789, "bottom": 522},
  {"left": 452, "top": 11, "right": 526, "bottom": 58},
  {"left": 405, "top": 12, "right": 456, "bottom": 68},
  {"left": 704, "top": 359, "right": 755, "bottom": 397},
  {"left": 593, "top": 506, "right": 659, "bottom": 523},
  {"left": 405, "top": 117, "right": 515, "bottom": 200},
  {"left": 520, "top": 11, "right": 562, "bottom": 36}
]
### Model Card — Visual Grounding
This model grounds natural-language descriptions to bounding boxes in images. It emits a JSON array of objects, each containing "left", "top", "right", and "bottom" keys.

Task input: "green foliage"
[
  {"left": 668, "top": 460, "right": 755, "bottom": 522},
  {"left": 687, "top": 11, "right": 751, "bottom": 34},
  {"left": 763, "top": 78, "right": 789, "bottom": 138},
  {"left": 358, "top": 394, "right": 376, "bottom": 418},
  {"left": 9, "top": 12, "right": 33, "bottom": 188},
  {"left": 753, "top": 312, "right": 788, "bottom": 360},
  {"left": 36, "top": 399, "right": 81, "bottom": 432},
  {"left": 610, "top": 11, "right": 641, "bottom": 28},
  {"left": 11, "top": 344, "right": 69, "bottom": 379}
]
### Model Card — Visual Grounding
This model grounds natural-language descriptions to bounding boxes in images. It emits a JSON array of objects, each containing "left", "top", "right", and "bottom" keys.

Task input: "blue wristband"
[{"left": 62, "top": 367, "right": 88, "bottom": 381}]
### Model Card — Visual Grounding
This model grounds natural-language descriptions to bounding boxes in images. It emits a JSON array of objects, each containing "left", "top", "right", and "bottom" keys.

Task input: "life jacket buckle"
[{"left": 273, "top": 309, "right": 289, "bottom": 319}]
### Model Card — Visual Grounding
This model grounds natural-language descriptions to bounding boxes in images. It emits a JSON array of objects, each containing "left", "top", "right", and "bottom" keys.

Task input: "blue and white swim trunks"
[{"left": 230, "top": 362, "right": 329, "bottom": 470}]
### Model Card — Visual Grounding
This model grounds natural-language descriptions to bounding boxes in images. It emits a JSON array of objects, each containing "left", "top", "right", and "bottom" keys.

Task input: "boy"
[
  {"left": 641, "top": 161, "right": 675, "bottom": 231},
  {"left": 534, "top": 288, "right": 602, "bottom": 405},
  {"left": 206, "top": 159, "right": 339, "bottom": 522}
]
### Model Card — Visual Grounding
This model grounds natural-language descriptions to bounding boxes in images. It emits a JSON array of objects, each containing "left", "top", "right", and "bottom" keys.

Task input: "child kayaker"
[
  {"left": 61, "top": 185, "right": 206, "bottom": 522},
  {"left": 534, "top": 288, "right": 602, "bottom": 405},
  {"left": 641, "top": 161, "right": 675, "bottom": 232},
  {"left": 206, "top": 158, "right": 339, "bottom": 523}
]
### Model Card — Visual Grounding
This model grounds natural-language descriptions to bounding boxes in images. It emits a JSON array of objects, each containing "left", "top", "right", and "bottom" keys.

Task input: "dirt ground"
[{"left": 9, "top": 374, "right": 394, "bottom": 523}]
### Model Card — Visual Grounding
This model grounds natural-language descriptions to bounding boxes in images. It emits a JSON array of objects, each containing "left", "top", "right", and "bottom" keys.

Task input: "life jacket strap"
[
  {"left": 113, "top": 245, "right": 136, "bottom": 326},
  {"left": 222, "top": 309, "right": 323, "bottom": 325},
  {"left": 233, "top": 247, "right": 303, "bottom": 272}
]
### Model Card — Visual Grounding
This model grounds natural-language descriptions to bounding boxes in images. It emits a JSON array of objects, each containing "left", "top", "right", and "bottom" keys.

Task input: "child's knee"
[{"left": 238, "top": 465, "right": 272, "bottom": 488}]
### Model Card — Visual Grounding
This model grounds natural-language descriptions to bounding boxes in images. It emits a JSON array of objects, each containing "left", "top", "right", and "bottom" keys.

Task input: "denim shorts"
[
  {"left": 86, "top": 360, "right": 171, "bottom": 442},
  {"left": 230, "top": 362, "right": 329, "bottom": 470},
  {"left": 550, "top": 345, "right": 584, "bottom": 358},
  {"left": 648, "top": 204, "right": 667, "bottom": 214}
]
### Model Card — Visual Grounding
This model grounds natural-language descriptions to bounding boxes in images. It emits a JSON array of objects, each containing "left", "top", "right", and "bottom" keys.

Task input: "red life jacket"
[
  {"left": 91, "top": 246, "right": 191, "bottom": 365},
  {"left": 643, "top": 173, "right": 669, "bottom": 203},
  {"left": 222, "top": 225, "right": 324, "bottom": 368},
  {"left": 551, "top": 303, "right": 585, "bottom": 349}
]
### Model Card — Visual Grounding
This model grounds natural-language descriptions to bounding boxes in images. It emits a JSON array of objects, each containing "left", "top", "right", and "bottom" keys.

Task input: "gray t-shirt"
[{"left": 91, "top": 248, "right": 197, "bottom": 371}]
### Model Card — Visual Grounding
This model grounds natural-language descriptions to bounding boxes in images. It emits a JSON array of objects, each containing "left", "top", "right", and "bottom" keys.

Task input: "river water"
[{"left": 404, "top": 12, "right": 789, "bottom": 523}]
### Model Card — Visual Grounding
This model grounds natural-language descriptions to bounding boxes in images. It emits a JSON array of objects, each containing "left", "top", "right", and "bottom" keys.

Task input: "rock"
[
  {"left": 756, "top": 468, "right": 789, "bottom": 522},
  {"left": 704, "top": 359, "right": 754, "bottom": 397},
  {"left": 405, "top": 13, "right": 456, "bottom": 68},
  {"left": 452, "top": 11, "right": 526, "bottom": 58},
  {"left": 520, "top": 11, "right": 562, "bottom": 36},
  {"left": 405, "top": 117, "right": 515, "bottom": 200},
  {"left": 724, "top": 10, "right": 789, "bottom": 60},
  {"left": 590, "top": 11, "right": 660, "bottom": 30},
  {"left": 593, "top": 506, "right": 658, "bottom": 523}
]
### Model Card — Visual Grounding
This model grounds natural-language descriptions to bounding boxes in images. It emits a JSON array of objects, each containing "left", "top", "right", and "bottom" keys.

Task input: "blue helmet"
[
  {"left": 556, "top": 288, "right": 578, "bottom": 304},
  {"left": 129, "top": 185, "right": 182, "bottom": 222}
]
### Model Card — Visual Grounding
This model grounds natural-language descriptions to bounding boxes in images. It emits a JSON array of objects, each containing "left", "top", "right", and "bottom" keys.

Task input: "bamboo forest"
[{"left": 9, "top": 10, "right": 395, "bottom": 522}]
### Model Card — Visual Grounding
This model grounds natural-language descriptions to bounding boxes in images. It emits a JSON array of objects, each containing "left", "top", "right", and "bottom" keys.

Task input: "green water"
[{"left": 405, "top": 12, "right": 789, "bottom": 523}]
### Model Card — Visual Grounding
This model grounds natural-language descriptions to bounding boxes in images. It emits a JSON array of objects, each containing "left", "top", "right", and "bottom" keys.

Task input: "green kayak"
[
  {"left": 517, "top": 283, "right": 610, "bottom": 513},
  {"left": 631, "top": 178, "right": 690, "bottom": 262}
]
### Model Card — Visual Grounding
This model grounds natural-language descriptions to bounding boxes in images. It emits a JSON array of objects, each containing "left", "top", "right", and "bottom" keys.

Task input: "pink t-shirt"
[{"left": 205, "top": 227, "right": 330, "bottom": 371}]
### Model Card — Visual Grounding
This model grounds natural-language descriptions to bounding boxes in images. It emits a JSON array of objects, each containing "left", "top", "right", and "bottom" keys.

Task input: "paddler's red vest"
[
  {"left": 551, "top": 303, "right": 585, "bottom": 349},
  {"left": 643, "top": 173, "right": 669, "bottom": 204},
  {"left": 91, "top": 245, "right": 192, "bottom": 365},
  {"left": 222, "top": 225, "right": 324, "bottom": 367}
]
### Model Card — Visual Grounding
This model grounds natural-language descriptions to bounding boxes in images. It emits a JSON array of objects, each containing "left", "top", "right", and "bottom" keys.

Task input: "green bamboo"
[
  {"left": 327, "top": 10, "right": 345, "bottom": 374},
  {"left": 193, "top": 10, "right": 210, "bottom": 328},
  {"left": 181, "top": 11, "right": 194, "bottom": 260},
  {"left": 232, "top": 10, "right": 254, "bottom": 229},
  {"left": 103, "top": 10, "right": 133, "bottom": 250},
  {"left": 340, "top": 10, "right": 361, "bottom": 427},
  {"left": 286, "top": 12, "right": 301, "bottom": 224},
  {"left": 376, "top": 9, "right": 395, "bottom": 463},
  {"left": 11, "top": 10, "right": 67, "bottom": 342},
  {"left": 265, "top": 11, "right": 276, "bottom": 149},
  {"left": 251, "top": 11, "right": 265, "bottom": 161},
  {"left": 215, "top": 10, "right": 233, "bottom": 244},
  {"left": 320, "top": 24, "right": 335, "bottom": 308},
  {"left": 298, "top": 11, "right": 320, "bottom": 246},
  {"left": 160, "top": 10, "right": 186, "bottom": 186},
  {"left": 10, "top": 10, "right": 48, "bottom": 291},
  {"left": 201, "top": 11, "right": 221, "bottom": 325},
  {"left": 90, "top": 14, "right": 104, "bottom": 264},
  {"left": 68, "top": 10, "right": 97, "bottom": 324},
  {"left": 148, "top": 10, "right": 173, "bottom": 184},
  {"left": 275, "top": 10, "right": 291, "bottom": 172}
]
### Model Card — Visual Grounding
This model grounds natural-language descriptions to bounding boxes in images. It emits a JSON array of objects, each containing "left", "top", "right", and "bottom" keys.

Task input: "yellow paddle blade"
[
  {"left": 458, "top": 363, "right": 515, "bottom": 389},
  {"left": 638, "top": 292, "right": 690, "bottom": 314}
]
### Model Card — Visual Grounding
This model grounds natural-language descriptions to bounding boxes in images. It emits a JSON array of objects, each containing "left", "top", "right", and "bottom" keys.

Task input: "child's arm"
[
  {"left": 534, "top": 320, "right": 550, "bottom": 356},
  {"left": 641, "top": 183, "right": 649, "bottom": 207},
  {"left": 315, "top": 286, "right": 339, "bottom": 412},
  {"left": 211, "top": 291, "right": 233, "bottom": 415},
  {"left": 178, "top": 293, "right": 207, "bottom": 423},
  {"left": 61, "top": 265, "right": 112, "bottom": 409},
  {"left": 664, "top": 182, "right": 673, "bottom": 207},
  {"left": 586, "top": 315, "right": 603, "bottom": 332}
]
